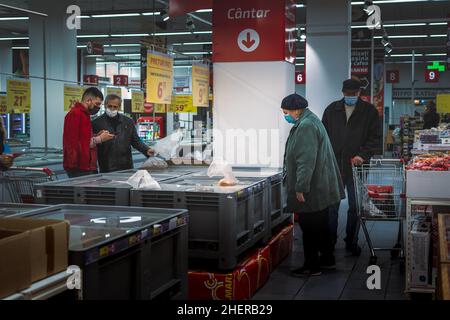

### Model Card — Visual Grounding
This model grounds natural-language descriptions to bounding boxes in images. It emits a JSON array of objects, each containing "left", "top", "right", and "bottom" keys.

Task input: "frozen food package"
[
  {"left": 127, "top": 170, "right": 161, "bottom": 190},
  {"left": 139, "top": 156, "right": 168, "bottom": 170},
  {"left": 152, "top": 130, "right": 184, "bottom": 160},
  {"left": 207, "top": 158, "right": 238, "bottom": 186}
]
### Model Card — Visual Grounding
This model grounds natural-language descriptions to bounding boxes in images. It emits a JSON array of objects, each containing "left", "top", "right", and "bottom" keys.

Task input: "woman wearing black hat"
[{"left": 282, "top": 93, "right": 345, "bottom": 276}]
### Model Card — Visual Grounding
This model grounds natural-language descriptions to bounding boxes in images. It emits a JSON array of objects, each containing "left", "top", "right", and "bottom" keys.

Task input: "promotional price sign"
[
  {"left": 168, "top": 95, "right": 197, "bottom": 113},
  {"left": 146, "top": 50, "right": 174, "bottom": 104},
  {"left": 64, "top": 85, "right": 84, "bottom": 112},
  {"left": 425, "top": 69, "right": 439, "bottom": 83},
  {"left": 131, "top": 91, "right": 145, "bottom": 113},
  {"left": 437, "top": 94, "right": 450, "bottom": 114},
  {"left": 295, "top": 71, "right": 305, "bottom": 84},
  {"left": 106, "top": 87, "right": 122, "bottom": 98},
  {"left": 0, "top": 95, "right": 8, "bottom": 114},
  {"left": 113, "top": 75, "right": 129, "bottom": 87},
  {"left": 386, "top": 70, "right": 399, "bottom": 84},
  {"left": 7, "top": 79, "right": 31, "bottom": 113},
  {"left": 192, "top": 63, "right": 210, "bottom": 107}
]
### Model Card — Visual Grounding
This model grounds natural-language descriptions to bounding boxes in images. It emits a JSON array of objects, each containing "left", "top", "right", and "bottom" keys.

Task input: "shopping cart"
[
  {"left": 0, "top": 167, "right": 56, "bottom": 203},
  {"left": 353, "top": 158, "right": 405, "bottom": 266}
]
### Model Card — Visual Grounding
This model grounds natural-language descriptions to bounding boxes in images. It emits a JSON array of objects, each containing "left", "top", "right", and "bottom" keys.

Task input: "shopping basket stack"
[
  {"left": 0, "top": 167, "right": 56, "bottom": 203},
  {"left": 353, "top": 159, "right": 405, "bottom": 266}
]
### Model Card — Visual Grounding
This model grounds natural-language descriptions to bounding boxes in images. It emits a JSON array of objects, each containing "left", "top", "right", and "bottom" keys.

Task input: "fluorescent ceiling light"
[
  {"left": 79, "top": 15, "right": 91, "bottom": 19},
  {"left": 173, "top": 66, "right": 192, "bottom": 69},
  {"left": 91, "top": 13, "right": 141, "bottom": 18},
  {"left": 86, "top": 54, "right": 103, "bottom": 58},
  {"left": 352, "top": 25, "right": 368, "bottom": 29},
  {"left": 195, "top": 9, "right": 212, "bottom": 13},
  {"left": 12, "top": 46, "right": 29, "bottom": 49},
  {"left": 142, "top": 12, "right": 161, "bottom": 16},
  {"left": 429, "top": 22, "right": 447, "bottom": 26},
  {"left": 77, "top": 34, "right": 110, "bottom": 38},
  {"left": 182, "top": 51, "right": 211, "bottom": 55},
  {"left": 97, "top": 62, "right": 117, "bottom": 65},
  {"left": 194, "top": 31, "right": 212, "bottom": 34},
  {"left": 425, "top": 53, "right": 447, "bottom": 56},
  {"left": 383, "top": 23, "right": 427, "bottom": 27},
  {"left": 111, "top": 33, "right": 149, "bottom": 37},
  {"left": 0, "top": 16, "right": 28, "bottom": 21},
  {"left": 296, "top": 57, "right": 305, "bottom": 60},
  {"left": 296, "top": 4, "right": 306, "bottom": 7},
  {"left": 353, "top": 0, "right": 448, "bottom": 4},
  {"left": 296, "top": 63, "right": 305, "bottom": 66},
  {"left": 109, "top": 43, "right": 141, "bottom": 47},
  {"left": 77, "top": 45, "right": 87, "bottom": 48},
  {"left": 389, "top": 35, "right": 428, "bottom": 38},
  {"left": 172, "top": 41, "right": 212, "bottom": 46},
  {"left": 389, "top": 53, "right": 424, "bottom": 57},
  {"left": 430, "top": 34, "right": 447, "bottom": 37},
  {"left": 115, "top": 53, "right": 141, "bottom": 57},
  {"left": 0, "top": 37, "right": 28, "bottom": 41}
]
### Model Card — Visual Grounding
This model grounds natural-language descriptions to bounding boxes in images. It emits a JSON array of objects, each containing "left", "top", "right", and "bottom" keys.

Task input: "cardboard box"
[
  {"left": 0, "top": 229, "right": 31, "bottom": 298},
  {"left": 0, "top": 218, "right": 69, "bottom": 282}
]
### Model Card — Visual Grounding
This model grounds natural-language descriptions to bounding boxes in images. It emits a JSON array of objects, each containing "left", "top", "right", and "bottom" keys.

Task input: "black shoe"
[
  {"left": 319, "top": 256, "right": 336, "bottom": 270},
  {"left": 291, "top": 266, "right": 322, "bottom": 277},
  {"left": 346, "top": 243, "right": 362, "bottom": 256}
]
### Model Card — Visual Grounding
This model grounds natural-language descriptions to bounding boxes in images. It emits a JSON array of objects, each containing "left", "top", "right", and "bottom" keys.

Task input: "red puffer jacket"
[{"left": 63, "top": 102, "right": 97, "bottom": 171}]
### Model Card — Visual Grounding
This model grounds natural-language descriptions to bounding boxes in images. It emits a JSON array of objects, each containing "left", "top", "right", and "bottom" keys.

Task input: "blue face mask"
[
  {"left": 344, "top": 96, "right": 358, "bottom": 106},
  {"left": 284, "top": 114, "right": 297, "bottom": 124}
]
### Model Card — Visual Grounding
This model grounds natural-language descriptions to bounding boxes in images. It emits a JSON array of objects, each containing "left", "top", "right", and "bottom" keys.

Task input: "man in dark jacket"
[
  {"left": 423, "top": 101, "right": 440, "bottom": 129},
  {"left": 322, "top": 79, "right": 382, "bottom": 255},
  {"left": 92, "top": 94, "right": 154, "bottom": 173}
]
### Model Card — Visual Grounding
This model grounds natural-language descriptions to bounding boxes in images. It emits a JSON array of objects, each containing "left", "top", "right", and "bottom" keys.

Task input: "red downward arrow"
[{"left": 242, "top": 32, "right": 255, "bottom": 49}]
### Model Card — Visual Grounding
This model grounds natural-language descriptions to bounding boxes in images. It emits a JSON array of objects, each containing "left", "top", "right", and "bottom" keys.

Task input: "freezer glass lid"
[
  {"left": 68, "top": 226, "right": 132, "bottom": 250},
  {"left": 69, "top": 175, "right": 131, "bottom": 187},
  {"left": 0, "top": 208, "right": 24, "bottom": 216}
]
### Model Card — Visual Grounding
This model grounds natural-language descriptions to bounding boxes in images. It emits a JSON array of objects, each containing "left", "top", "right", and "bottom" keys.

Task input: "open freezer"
[{"left": 0, "top": 203, "right": 48, "bottom": 217}]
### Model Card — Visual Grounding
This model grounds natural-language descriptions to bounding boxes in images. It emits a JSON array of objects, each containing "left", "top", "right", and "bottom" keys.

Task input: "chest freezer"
[{"left": 0, "top": 203, "right": 48, "bottom": 217}]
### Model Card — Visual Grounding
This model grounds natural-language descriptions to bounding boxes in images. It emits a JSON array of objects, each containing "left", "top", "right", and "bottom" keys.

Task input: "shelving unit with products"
[
  {"left": 438, "top": 214, "right": 450, "bottom": 300},
  {"left": 400, "top": 115, "right": 424, "bottom": 161}
]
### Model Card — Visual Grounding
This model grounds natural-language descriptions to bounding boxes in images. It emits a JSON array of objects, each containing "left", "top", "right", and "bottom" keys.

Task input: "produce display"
[{"left": 406, "top": 153, "right": 450, "bottom": 171}]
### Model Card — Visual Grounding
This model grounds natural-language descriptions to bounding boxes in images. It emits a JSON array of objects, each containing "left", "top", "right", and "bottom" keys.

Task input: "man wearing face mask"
[
  {"left": 63, "top": 87, "right": 115, "bottom": 178},
  {"left": 282, "top": 94, "right": 344, "bottom": 276},
  {"left": 322, "top": 79, "right": 382, "bottom": 256},
  {"left": 92, "top": 94, "right": 154, "bottom": 173}
]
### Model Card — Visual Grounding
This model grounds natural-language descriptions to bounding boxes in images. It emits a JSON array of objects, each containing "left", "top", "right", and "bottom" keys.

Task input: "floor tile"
[{"left": 339, "top": 289, "right": 386, "bottom": 300}]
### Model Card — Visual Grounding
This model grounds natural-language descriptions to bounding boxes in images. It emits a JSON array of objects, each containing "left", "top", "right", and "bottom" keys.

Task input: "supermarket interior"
[{"left": 0, "top": 0, "right": 450, "bottom": 303}]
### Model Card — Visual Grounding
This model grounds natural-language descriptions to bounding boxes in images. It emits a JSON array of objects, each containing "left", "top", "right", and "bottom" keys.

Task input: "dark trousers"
[
  {"left": 329, "top": 174, "right": 358, "bottom": 246},
  {"left": 66, "top": 170, "right": 97, "bottom": 179},
  {"left": 297, "top": 208, "right": 334, "bottom": 269}
]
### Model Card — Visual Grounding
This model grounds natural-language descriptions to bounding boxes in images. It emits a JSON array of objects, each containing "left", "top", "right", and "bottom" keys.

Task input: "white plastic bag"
[
  {"left": 207, "top": 159, "right": 239, "bottom": 186},
  {"left": 127, "top": 170, "right": 161, "bottom": 190},
  {"left": 152, "top": 130, "right": 184, "bottom": 160},
  {"left": 139, "top": 156, "right": 168, "bottom": 170}
]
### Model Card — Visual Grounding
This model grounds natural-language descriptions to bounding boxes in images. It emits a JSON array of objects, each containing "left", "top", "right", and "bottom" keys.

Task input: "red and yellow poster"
[
  {"left": 192, "top": 63, "right": 210, "bottom": 107},
  {"left": 146, "top": 50, "right": 173, "bottom": 104},
  {"left": 168, "top": 95, "right": 197, "bottom": 113},
  {"left": 64, "top": 85, "right": 84, "bottom": 112},
  {"left": 0, "top": 95, "right": 8, "bottom": 114},
  {"left": 131, "top": 91, "right": 145, "bottom": 113},
  {"left": 7, "top": 79, "right": 31, "bottom": 113}
]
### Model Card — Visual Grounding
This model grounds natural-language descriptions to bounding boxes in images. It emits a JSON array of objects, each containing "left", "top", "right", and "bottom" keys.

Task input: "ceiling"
[{"left": 0, "top": 0, "right": 449, "bottom": 67}]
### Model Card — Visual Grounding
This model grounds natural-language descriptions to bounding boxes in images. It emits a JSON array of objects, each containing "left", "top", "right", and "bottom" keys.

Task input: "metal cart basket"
[
  {"left": 353, "top": 159, "right": 406, "bottom": 266},
  {"left": 0, "top": 167, "right": 56, "bottom": 203}
]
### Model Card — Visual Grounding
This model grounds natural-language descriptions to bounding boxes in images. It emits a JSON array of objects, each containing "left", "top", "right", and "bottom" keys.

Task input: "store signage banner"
[
  {"left": 131, "top": 91, "right": 145, "bottom": 113},
  {"left": 64, "top": 85, "right": 84, "bottom": 112},
  {"left": 192, "top": 62, "right": 210, "bottom": 107},
  {"left": 351, "top": 48, "right": 371, "bottom": 99},
  {"left": 86, "top": 42, "right": 104, "bottom": 55},
  {"left": 0, "top": 95, "right": 8, "bottom": 114},
  {"left": 436, "top": 94, "right": 450, "bottom": 114},
  {"left": 169, "top": 0, "right": 212, "bottom": 17},
  {"left": 386, "top": 70, "right": 399, "bottom": 84},
  {"left": 146, "top": 50, "right": 174, "bottom": 104},
  {"left": 169, "top": 95, "right": 197, "bottom": 113},
  {"left": 393, "top": 88, "right": 450, "bottom": 99},
  {"left": 212, "top": 0, "right": 295, "bottom": 63},
  {"left": 7, "top": 79, "right": 30, "bottom": 113},
  {"left": 113, "top": 75, "right": 129, "bottom": 87}
]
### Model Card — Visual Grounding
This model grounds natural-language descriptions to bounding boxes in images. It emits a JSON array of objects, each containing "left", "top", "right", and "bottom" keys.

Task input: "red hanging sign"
[
  {"left": 386, "top": 70, "right": 399, "bottom": 84},
  {"left": 113, "top": 75, "right": 129, "bottom": 87},
  {"left": 295, "top": 71, "right": 305, "bottom": 84},
  {"left": 169, "top": 0, "right": 212, "bottom": 17},
  {"left": 425, "top": 69, "right": 439, "bottom": 83},
  {"left": 83, "top": 75, "right": 99, "bottom": 85}
]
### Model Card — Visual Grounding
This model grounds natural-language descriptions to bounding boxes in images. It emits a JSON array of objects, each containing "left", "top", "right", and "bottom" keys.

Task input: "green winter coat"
[{"left": 283, "top": 108, "right": 345, "bottom": 213}]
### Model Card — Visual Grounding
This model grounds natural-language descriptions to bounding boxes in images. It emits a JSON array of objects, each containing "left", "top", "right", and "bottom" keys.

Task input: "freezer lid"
[{"left": 0, "top": 203, "right": 48, "bottom": 217}]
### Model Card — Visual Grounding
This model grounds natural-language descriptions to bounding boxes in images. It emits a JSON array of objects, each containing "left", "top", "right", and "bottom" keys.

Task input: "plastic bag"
[
  {"left": 127, "top": 170, "right": 161, "bottom": 190},
  {"left": 152, "top": 130, "right": 184, "bottom": 160},
  {"left": 207, "top": 159, "right": 239, "bottom": 186},
  {"left": 139, "top": 156, "right": 168, "bottom": 170}
]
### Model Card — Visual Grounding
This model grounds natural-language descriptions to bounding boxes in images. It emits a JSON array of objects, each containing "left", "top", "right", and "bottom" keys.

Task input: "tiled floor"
[{"left": 253, "top": 200, "right": 407, "bottom": 300}]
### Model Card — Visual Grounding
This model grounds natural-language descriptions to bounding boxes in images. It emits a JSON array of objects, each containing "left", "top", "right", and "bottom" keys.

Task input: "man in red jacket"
[{"left": 63, "top": 87, "right": 114, "bottom": 178}]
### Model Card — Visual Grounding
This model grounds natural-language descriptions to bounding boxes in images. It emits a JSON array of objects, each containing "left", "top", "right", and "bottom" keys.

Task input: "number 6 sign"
[
  {"left": 425, "top": 69, "right": 439, "bottom": 83},
  {"left": 295, "top": 71, "right": 305, "bottom": 84}
]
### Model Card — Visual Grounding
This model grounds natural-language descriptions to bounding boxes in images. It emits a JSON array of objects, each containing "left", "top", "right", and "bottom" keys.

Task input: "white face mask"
[{"left": 105, "top": 108, "right": 118, "bottom": 118}]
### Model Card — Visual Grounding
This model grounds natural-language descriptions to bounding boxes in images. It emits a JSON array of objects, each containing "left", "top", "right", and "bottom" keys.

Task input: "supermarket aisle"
[{"left": 253, "top": 199, "right": 407, "bottom": 300}]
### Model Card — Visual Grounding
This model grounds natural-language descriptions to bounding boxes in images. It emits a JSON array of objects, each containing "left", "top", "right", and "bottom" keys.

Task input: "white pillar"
[
  {"left": 213, "top": 61, "right": 294, "bottom": 168},
  {"left": 0, "top": 42, "right": 12, "bottom": 92},
  {"left": 83, "top": 56, "right": 97, "bottom": 76},
  {"left": 29, "top": 0, "right": 77, "bottom": 148},
  {"left": 305, "top": 0, "right": 351, "bottom": 118}
]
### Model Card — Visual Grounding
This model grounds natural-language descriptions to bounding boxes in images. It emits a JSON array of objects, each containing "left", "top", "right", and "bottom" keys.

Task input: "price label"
[
  {"left": 7, "top": 79, "right": 31, "bottom": 113},
  {"left": 146, "top": 50, "right": 173, "bottom": 104},
  {"left": 0, "top": 95, "right": 7, "bottom": 114},
  {"left": 169, "top": 95, "right": 197, "bottom": 113},
  {"left": 192, "top": 63, "right": 210, "bottom": 107},
  {"left": 131, "top": 91, "right": 145, "bottom": 113}
]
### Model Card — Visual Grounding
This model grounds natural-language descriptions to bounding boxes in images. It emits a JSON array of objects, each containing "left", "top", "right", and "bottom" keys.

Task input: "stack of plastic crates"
[{"left": 353, "top": 159, "right": 406, "bottom": 266}]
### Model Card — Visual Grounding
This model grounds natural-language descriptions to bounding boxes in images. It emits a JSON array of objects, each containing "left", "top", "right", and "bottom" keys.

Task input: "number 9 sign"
[{"left": 425, "top": 69, "right": 439, "bottom": 83}]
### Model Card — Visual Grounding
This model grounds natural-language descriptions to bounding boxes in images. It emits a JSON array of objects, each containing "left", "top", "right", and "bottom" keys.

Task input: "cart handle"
[{"left": 9, "top": 167, "right": 55, "bottom": 176}]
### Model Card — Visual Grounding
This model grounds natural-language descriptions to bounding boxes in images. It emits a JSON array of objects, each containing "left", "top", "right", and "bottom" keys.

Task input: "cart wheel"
[
  {"left": 369, "top": 256, "right": 377, "bottom": 265},
  {"left": 390, "top": 243, "right": 401, "bottom": 259}
]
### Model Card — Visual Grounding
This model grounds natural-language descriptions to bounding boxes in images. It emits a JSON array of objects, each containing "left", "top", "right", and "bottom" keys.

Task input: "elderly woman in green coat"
[{"left": 282, "top": 93, "right": 345, "bottom": 277}]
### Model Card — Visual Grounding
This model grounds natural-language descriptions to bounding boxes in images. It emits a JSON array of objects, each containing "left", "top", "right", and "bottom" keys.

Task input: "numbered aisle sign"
[
  {"left": 7, "top": 79, "right": 31, "bottom": 113},
  {"left": 386, "top": 70, "right": 399, "bottom": 84},
  {"left": 169, "top": 95, "right": 197, "bottom": 113},
  {"left": 192, "top": 62, "right": 210, "bottom": 107},
  {"left": 425, "top": 69, "right": 439, "bottom": 83},
  {"left": 131, "top": 91, "right": 145, "bottom": 113},
  {"left": 295, "top": 72, "right": 305, "bottom": 84},
  {"left": 0, "top": 95, "right": 8, "bottom": 113},
  {"left": 113, "top": 75, "right": 128, "bottom": 87},
  {"left": 146, "top": 50, "right": 174, "bottom": 104},
  {"left": 64, "top": 85, "right": 84, "bottom": 112}
]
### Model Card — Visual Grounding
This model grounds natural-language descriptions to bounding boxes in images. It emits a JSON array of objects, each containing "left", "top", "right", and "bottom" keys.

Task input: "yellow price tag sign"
[
  {"left": 7, "top": 79, "right": 31, "bottom": 113},
  {"left": 0, "top": 95, "right": 8, "bottom": 114},
  {"left": 437, "top": 94, "right": 450, "bottom": 114},
  {"left": 146, "top": 50, "right": 174, "bottom": 104},
  {"left": 64, "top": 85, "right": 84, "bottom": 112},
  {"left": 169, "top": 95, "right": 197, "bottom": 113},
  {"left": 131, "top": 91, "right": 145, "bottom": 113},
  {"left": 192, "top": 63, "right": 210, "bottom": 107}
]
